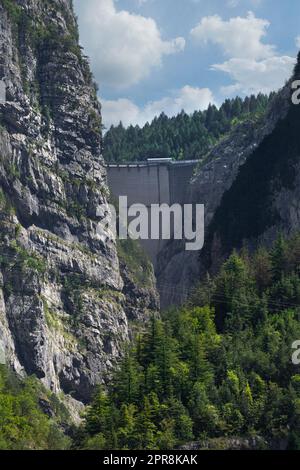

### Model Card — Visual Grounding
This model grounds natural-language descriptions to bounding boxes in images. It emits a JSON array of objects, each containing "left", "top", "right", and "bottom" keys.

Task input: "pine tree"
[{"left": 271, "top": 234, "right": 287, "bottom": 280}]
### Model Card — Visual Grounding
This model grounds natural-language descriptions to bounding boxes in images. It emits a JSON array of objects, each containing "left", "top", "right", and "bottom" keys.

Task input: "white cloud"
[
  {"left": 191, "top": 12, "right": 274, "bottom": 60},
  {"left": 75, "top": 0, "right": 185, "bottom": 89},
  {"left": 296, "top": 36, "right": 300, "bottom": 49},
  {"left": 215, "top": 56, "right": 295, "bottom": 95},
  {"left": 191, "top": 12, "right": 295, "bottom": 95},
  {"left": 227, "top": 0, "right": 262, "bottom": 8},
  {"left": 102, "top": 86, "right": 214, "bottom": 128},
  {"left": 102, "top": 98, "right": 140, "bottom": 128},
  {"left": 227, "top": 0, "right": 239, "bottom": 6}
]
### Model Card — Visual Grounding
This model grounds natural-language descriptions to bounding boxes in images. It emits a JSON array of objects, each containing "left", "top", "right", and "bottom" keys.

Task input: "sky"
[{"left": 73, "top": 0, "right": 300, "bottom": 129}]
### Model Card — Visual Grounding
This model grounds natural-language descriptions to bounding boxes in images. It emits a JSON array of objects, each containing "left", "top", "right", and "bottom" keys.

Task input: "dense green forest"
[
  {"left": 0, "top": 366, "right": 70, "bottom": 450},
  {"left": 1, "top": 233, "right": 299, "bottom": 450},
  {"left": 79, "top": 234, "right": 300, "bottom": 450},
  {"left": 103, "top": 94, "right": 272, "bottom": 163}
]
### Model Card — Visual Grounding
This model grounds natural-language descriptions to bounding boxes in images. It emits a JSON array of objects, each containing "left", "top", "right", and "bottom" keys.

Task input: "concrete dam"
[{"left": 106, "top": 158, "right": 199, "bottom": 266}]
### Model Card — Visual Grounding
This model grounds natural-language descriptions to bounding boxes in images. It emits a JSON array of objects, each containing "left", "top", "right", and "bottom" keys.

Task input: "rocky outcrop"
[
  {"left": 119, "top": 255, "right": 159, "bottom": 327},
  {"left": 157, "top": 74, "right": 295, "bottom": 308},
  {"left": 0, "top": 0, "right": 157, "bottom": 405}
]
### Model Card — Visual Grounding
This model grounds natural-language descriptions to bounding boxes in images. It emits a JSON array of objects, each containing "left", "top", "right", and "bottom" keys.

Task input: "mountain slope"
[{"left": 156, "top": 74, "right": 292, "bottom": 308}]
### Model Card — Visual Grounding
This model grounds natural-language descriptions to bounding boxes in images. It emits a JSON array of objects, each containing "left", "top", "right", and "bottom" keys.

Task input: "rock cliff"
[
  {"left": 157, "top": 67, "right": 296, "bottom": 308},
  {"left": 0, "top": 0, "right": 157, "bottom": 405},
  {"left": 205, "top": 56, "right": 300, "bottom": 269}
]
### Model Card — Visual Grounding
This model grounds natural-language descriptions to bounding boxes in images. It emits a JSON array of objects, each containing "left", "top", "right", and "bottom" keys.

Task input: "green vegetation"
[
  {"left": 2, "top": 0, "right": 88, "bottom": 126},
  {"left": 103, "top": 94, "right": 272, "bottom": 163},
  {"left": 6, "top": 162, "right": 20, "bottom": 181},
  {"left": 117, "top": 238, "right": 153, "bottom": 288},
  {"left": 3, "top": 0, "right": 79, "bottom": 51},
  {"left": 0, "top": 366, "right": 70, "bottom": 450},
  {"left": 1, "top": 0, "right": 22, "bottom": 23},
  {"left": 66, "top": 200, "right": 86, "bottom": 221},
  {"left": 0, "top": 240, "right": 47, "bottom": 276},
  {"left": 42, "top": 297, "right": 79, "bottom": 348},
  {"left": 0, "top": 188, "right": 15, "bottom": 216},
  {"left": 88, "top": 108, "right": 102, "bottom": 136},
  {"left": 62, "top": 273, "right": 85, "bottom": 327},
  {"left": 80, "top": 234, "right": 300, "bottom": 450},
  {"left": 0, "top": 237, "right": 47, "bottom": 299}
]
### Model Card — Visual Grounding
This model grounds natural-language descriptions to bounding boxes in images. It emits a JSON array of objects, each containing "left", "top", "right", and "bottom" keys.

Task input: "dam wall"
[{"left": 106, "top": 159, "right": 199, "bottom": 266}]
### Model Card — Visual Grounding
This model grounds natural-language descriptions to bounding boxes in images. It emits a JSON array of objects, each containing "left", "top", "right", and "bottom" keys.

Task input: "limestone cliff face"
[
  {"left": 157, "top": 75, "right": 294, "bottom": 308},
  {"left": 0, "top": 0, "right": 157, "bottom": 404}
]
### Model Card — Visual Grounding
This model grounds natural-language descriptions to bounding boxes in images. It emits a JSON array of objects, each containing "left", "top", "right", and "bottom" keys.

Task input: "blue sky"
[{"left": 73, "top": 0, "right": 300, "bottom": 129}]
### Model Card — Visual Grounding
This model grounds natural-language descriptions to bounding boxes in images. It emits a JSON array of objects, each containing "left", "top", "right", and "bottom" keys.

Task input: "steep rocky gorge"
[
  {"left": 0, "top": 0, "right": 158, "bottom": 407},
  {"left": 1, "top": 0, "right": 299, "bottom": 421},
  {"left": 157, "top": 66, "right": 298, "bottom": 308}
]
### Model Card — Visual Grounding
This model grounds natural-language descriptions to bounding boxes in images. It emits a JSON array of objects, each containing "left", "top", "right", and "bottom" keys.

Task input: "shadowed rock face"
[
  {"left": 156, "top": 75, "right": 294, "bottom": 309},
  {"left": 0, "top": 0, "right": 158, "bottom": 405},
  {"left": 205, "top": 61, "right": 300, "bottom": 270}
]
